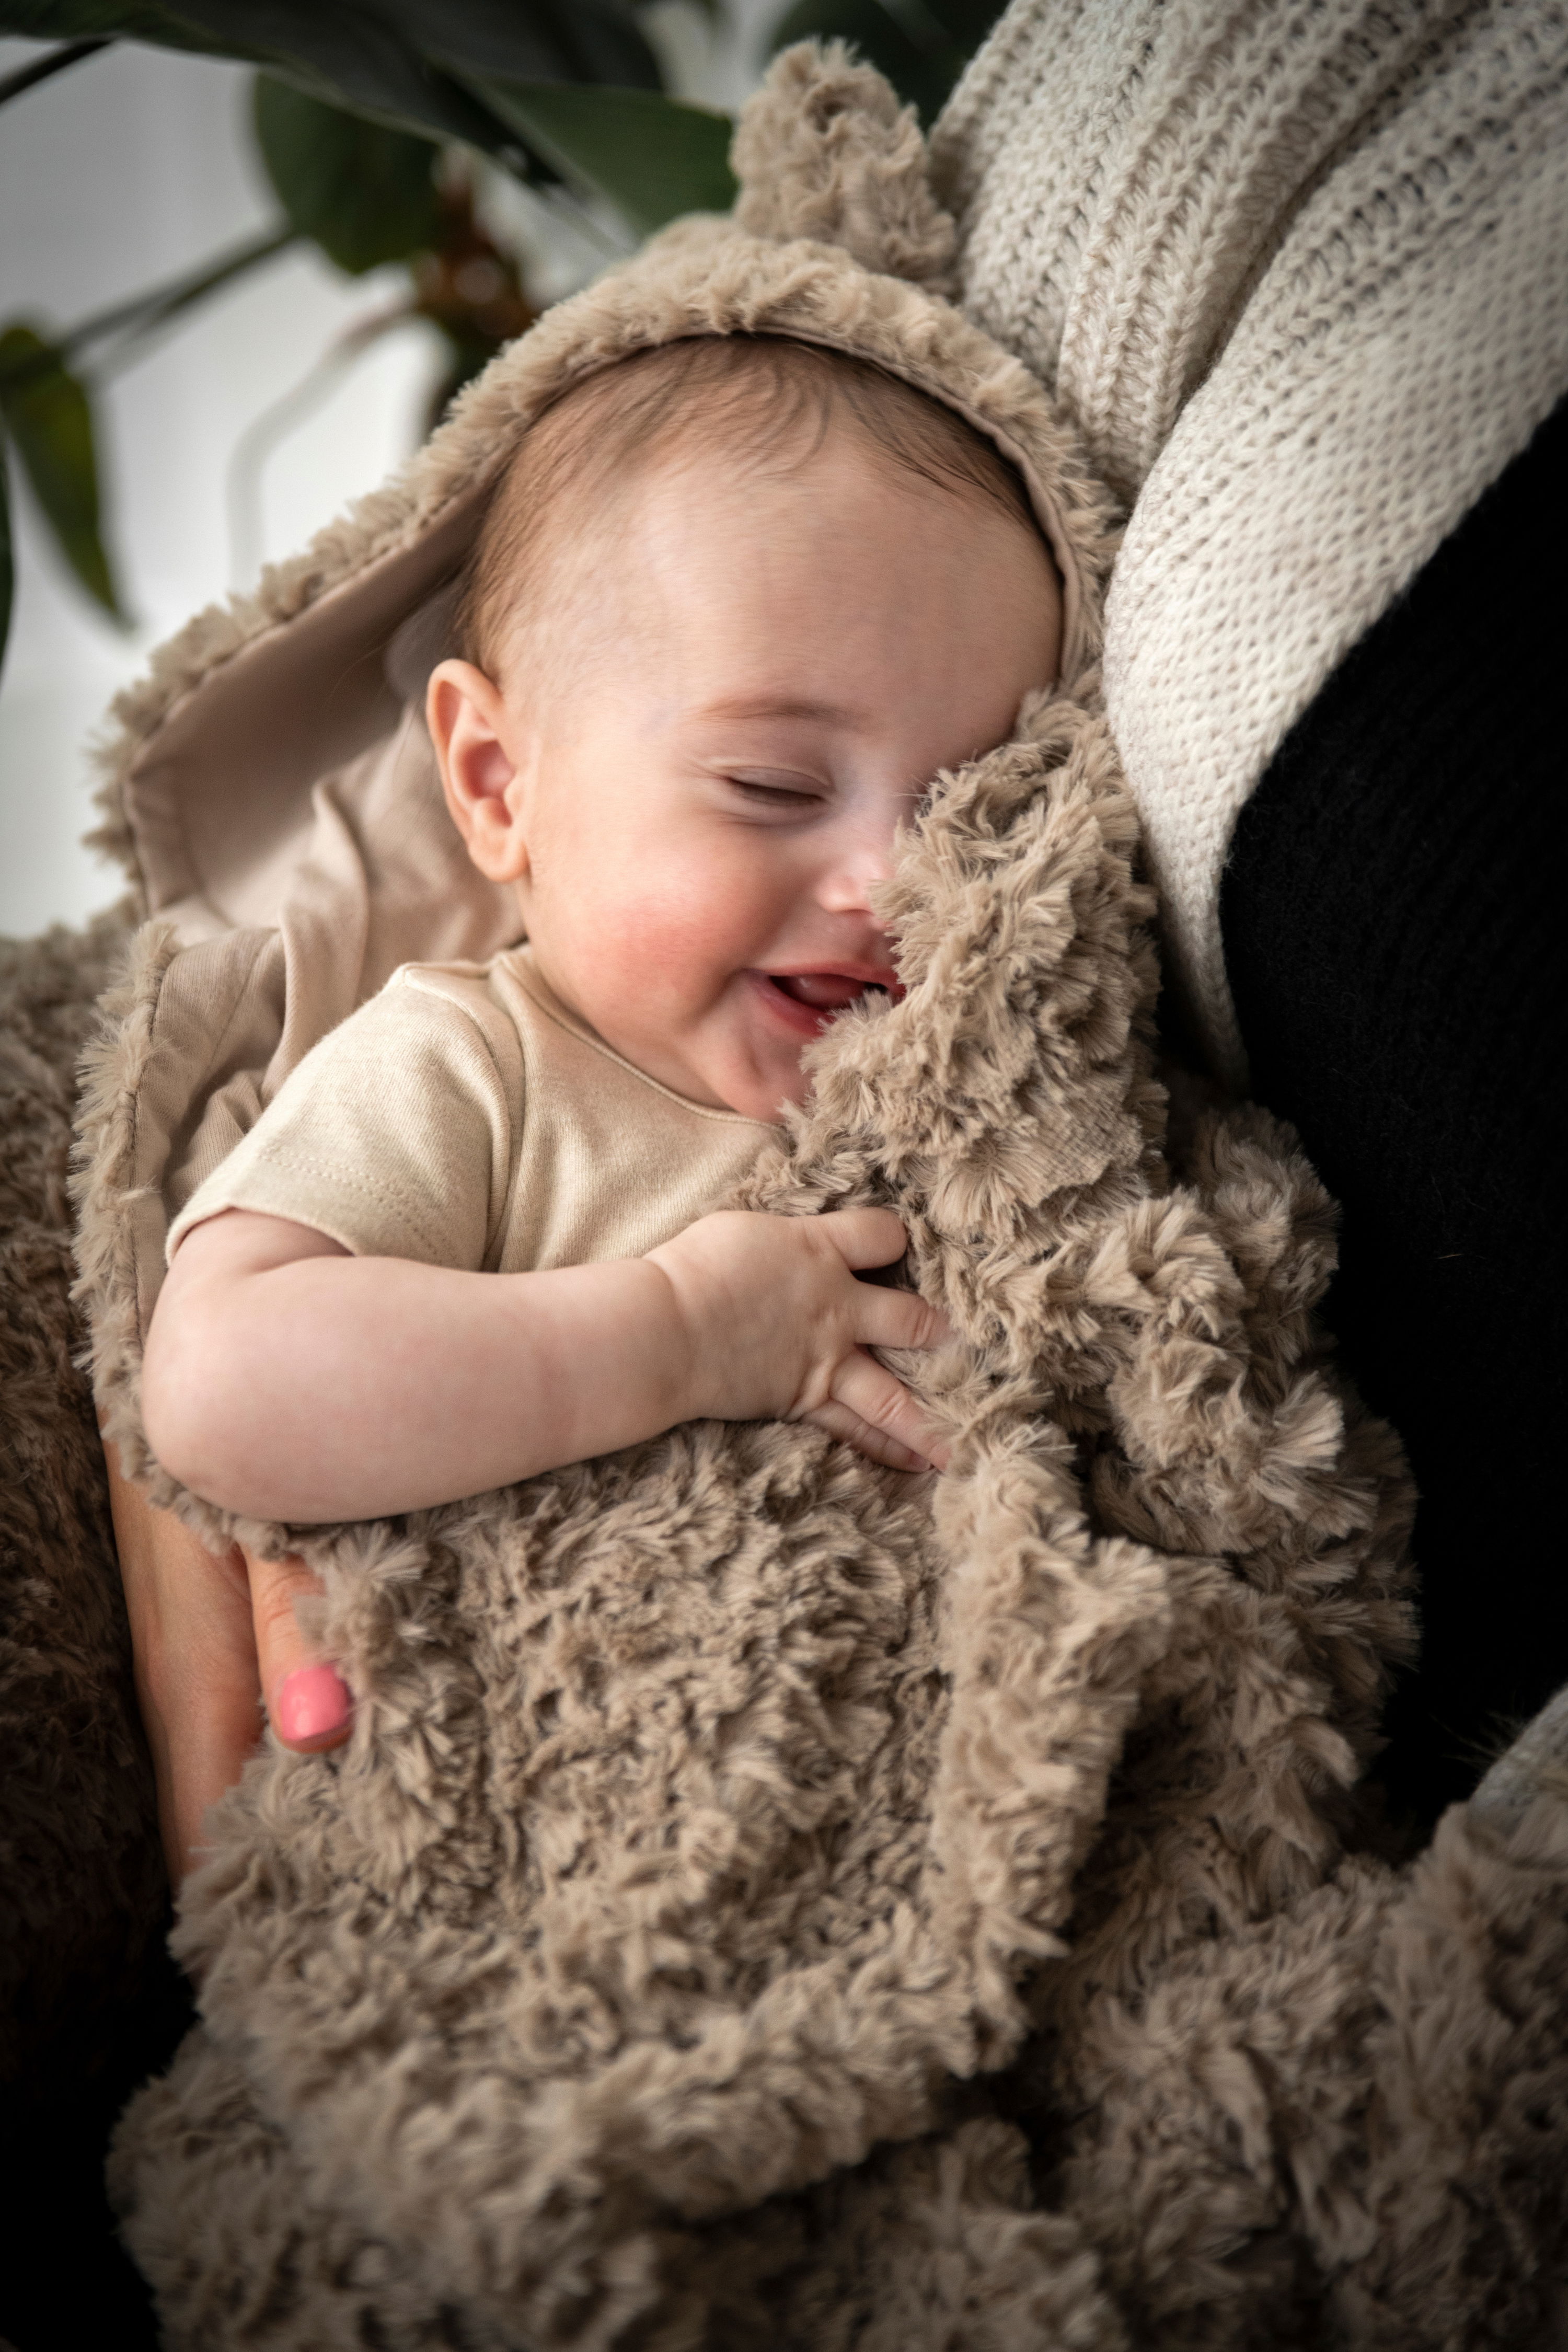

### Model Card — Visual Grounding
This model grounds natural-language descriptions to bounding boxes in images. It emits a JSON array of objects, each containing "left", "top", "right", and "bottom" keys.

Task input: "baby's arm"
[{"left": 142, "top": 1203, "right": 948, "bottom": 1524}]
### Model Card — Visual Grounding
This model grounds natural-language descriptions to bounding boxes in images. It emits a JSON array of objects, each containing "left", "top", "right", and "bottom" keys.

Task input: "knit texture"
[
  {"left": 935, "top": 0, "right": 1568, "bottom": 1083},
  {"left": 1223, "top": 393, "right": 1568, "bottom": 1819}
]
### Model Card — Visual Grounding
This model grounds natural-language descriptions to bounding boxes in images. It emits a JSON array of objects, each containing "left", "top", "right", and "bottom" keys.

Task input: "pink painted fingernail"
[{"left": 274, "top": 1665, "right": 352, "bottom": 1744}]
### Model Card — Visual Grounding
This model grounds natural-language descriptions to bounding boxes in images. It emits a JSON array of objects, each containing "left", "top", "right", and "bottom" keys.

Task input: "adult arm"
[{"left": 102, "top": 1436, "right": 347, "bottom": 1885}]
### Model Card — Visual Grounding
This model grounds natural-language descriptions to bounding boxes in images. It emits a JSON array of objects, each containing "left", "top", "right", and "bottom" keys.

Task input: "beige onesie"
[{"left": 168, "top": 948, "right": 780, "bottom": 1273}]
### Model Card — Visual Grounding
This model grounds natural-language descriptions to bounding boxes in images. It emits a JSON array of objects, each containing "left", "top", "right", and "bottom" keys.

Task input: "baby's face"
[{"left": 431, "top": 429, "right": 1062, "bottom": 1121}]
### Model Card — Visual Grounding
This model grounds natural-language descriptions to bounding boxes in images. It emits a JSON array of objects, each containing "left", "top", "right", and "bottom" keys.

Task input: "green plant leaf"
[
  {"left": 0, "top": 3, "right": 237, "bottom": 62},
  {"left": 768, "top": 0, "right": 1007, "bottom": 122},
  {"left": 0, "top": 440, "right": 14, "bottom": 678},
  {"left": 374, "top": 0, "right": 661, "bottom": 90},
  {"left": 254, "top": 76, "right": 442, "bottom": 272},
  {"left": 0, "top": 325, "right": 125, "bottom": 619},
  {"left": 0, "top": 3, "right": 663, "bottom": 158},
  {"left": 466, "top": 78, "right": 735, "bottom": 236},
  {"left": 0, "top": 5, "right": 504, "bottom": 148}
]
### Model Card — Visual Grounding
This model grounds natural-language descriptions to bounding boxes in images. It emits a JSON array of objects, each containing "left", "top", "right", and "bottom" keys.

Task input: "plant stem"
[
  {"left": 226, "top": 306, "right": 413, "bottom": 587},
  {"left": 0, "top": 225, "right": 301, "bottom": 399},
  {"left": 0, "top": 37, "right": 110, "bottom": 108},
  {"left": 64, "top": 225, "right": 300, "bottom": 362}
]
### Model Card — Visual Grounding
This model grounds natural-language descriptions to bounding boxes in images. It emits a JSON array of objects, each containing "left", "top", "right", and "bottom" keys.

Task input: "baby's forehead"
[{"left": 458, "top": 334, "right": 1050, "bottom": 677}]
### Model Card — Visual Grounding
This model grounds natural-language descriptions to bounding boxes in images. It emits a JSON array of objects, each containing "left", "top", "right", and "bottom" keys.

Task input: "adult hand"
[{"left": 102, "top": 1436, "right": 351, "bottom": 1886}]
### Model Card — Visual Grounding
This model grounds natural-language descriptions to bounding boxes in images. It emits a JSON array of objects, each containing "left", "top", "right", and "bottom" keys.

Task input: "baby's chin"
[
  {"left": 710, "top": 967, "right": 907, "bottom": 1122},
  {"left": 694, "top": 1021, "right": 811, "bottom": 1126},
  {"left": 719, "top": 1044, "right": 823, "bottom": 1124},
  {"left": 703, "top": 1046, "right": 808, "bottom": 1126},
  {"left": 587, "top": 975, "right": 839, "bottom": 1123}
]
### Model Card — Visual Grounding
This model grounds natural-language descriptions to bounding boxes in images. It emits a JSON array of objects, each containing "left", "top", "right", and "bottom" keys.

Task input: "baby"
[{"left": 141, "top": 335, "right": 1062, "bottom": 1581}]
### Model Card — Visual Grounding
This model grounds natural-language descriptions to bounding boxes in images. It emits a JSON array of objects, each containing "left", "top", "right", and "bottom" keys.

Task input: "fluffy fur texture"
[
  {"left": 97, "top": 682, "right": 1568, "bottom": 2349},
  {"left": 0, "top": 37, "right": 1558, "bottom": 2348},
  {"left": 733, "top": 41, "right": 958, "bottom": 295}
]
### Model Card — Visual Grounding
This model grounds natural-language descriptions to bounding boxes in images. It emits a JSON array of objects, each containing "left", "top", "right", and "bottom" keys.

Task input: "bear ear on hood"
[{"left": 730, "top": 40, "right": 958, "bottom": 296}]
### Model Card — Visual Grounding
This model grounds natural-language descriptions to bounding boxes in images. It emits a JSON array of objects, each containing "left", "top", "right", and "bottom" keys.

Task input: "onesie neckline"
[{"left": 499, "top": 946, "right": 786, "bottom": 1135}]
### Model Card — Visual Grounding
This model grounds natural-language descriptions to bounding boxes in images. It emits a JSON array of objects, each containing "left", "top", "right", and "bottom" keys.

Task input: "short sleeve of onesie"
[{"left": 166, "top": 966, "right": 521, "bottom": 1272}]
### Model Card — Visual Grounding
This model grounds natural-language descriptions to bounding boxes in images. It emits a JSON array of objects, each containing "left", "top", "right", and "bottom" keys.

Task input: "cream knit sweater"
[{"left": 935, "top": 0, "right": 1568, "bottom": 1085}]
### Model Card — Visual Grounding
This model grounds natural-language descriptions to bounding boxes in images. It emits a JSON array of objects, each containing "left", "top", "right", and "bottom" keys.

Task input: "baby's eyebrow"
[{"left": 695, "top": 693, "right": 862, "bottom": 727}]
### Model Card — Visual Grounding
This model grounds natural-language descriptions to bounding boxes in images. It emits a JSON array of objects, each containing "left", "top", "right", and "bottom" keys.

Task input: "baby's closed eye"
[{"left": 719, "top": 769, "right": 831, "bottom": 811}]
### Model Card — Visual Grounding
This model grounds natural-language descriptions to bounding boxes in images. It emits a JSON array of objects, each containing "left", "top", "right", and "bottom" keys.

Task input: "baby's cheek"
[{"left": 599, "top": 859, "right": 776, "bottom": 1009}]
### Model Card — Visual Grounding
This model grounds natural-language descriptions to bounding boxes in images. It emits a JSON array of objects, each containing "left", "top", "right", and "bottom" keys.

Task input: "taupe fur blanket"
[
  {"left": 87, "top": 686, "right": 1568, "bottom": 2351},
  {"left": 2, "top": 41, "right": 1561, "bottom": 2350}
]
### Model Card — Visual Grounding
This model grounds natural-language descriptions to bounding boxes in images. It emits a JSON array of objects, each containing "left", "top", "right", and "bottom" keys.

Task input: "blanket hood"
[
  {"left": 75, "top": 44, "right": 1120, "bottom": 1382},
  {"left": 92, "top": 42, "right": 1115, "bottom": 951}
]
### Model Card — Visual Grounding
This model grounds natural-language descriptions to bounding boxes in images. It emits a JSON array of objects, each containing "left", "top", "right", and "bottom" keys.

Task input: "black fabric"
[
  {"left": 0, "top": 1933, "right": 192, "bottom": 2350},
  {"left": 1220, "top": 394, "right": 1568, "bottom": 1828}
]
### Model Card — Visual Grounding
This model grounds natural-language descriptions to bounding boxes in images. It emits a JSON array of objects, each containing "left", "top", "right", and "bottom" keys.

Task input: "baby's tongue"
[{"left": 774, "top": 973, "right": 867, "bottom": 1011}]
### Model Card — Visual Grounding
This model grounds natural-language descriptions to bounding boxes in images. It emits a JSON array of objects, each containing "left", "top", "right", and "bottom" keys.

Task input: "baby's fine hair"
[{"left": 456, "top": 333, "right": 1042, "bottom": 674}]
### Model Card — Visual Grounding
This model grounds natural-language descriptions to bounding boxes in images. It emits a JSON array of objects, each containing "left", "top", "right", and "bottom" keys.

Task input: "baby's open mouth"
[
  {"left": 772, "top": 973, "right": 892, "bottom": 1010},
  {"left": 755, "top": 969, "right": 905, "bottom": 1033}
]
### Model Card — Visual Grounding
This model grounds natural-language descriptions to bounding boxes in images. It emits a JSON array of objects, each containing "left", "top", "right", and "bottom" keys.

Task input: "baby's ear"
[
  {"left": 731, "top": 40, "right": 958, "bottom": 296},
  {"left": 426, "top": 659, "right": 531, "bottom": 884}
]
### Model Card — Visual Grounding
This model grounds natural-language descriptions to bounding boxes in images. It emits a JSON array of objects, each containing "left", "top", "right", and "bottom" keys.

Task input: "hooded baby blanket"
[{"left": 65, "top": 43, "right": 1568, "bottom": 2352}]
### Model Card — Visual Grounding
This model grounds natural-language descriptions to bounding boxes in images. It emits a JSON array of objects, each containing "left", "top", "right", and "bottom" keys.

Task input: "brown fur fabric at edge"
[
  {"left": 0, "top": 913, "right": 181, "bottom": 2348},
  {"left": 0, "top": 910, "right": 163, "bottom": 2085}
]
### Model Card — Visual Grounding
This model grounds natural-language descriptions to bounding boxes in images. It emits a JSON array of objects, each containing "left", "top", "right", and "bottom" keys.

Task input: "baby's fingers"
[
  {"left": 806, "top": 1398, "right": 935, "bottom": 1473},
  {"left": 813, "top": 1211, "right": 950, "bottom": 1352},
  {"left": 852, "top": 1281, "right": 952, "bottom": 1355},
  {"left": 818, "top": 1205, "right": 911, "bottom": 1274},
  {"left": 818, "top": 1347, "right": 950, "bottom": 1472}
]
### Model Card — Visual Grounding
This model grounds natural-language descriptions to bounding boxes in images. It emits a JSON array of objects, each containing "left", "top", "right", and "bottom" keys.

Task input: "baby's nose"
[{"left": 817, "top": 836, "right": 896, "bottom": 910}]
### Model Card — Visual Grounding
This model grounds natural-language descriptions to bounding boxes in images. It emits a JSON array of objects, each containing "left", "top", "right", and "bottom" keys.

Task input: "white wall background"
[{"left": 0, "top": 7, "right": 775, "bottom": 939}]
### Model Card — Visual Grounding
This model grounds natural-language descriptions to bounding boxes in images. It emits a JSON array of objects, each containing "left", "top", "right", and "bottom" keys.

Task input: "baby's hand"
[{"left": 645, "top": 1206, "right": 951, "bottom": 1471}]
